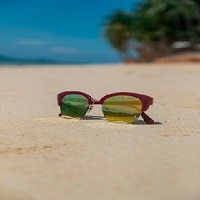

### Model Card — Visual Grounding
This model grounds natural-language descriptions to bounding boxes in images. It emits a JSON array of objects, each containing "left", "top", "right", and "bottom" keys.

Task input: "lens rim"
[
  {"left": 58, "top": 91, "right": 93, "bottom": 106},
  {"left": 58, "top": 91, "right": 153, "bottom": 112},
  {"left": 99, "top": 92, "right": 153, "bottom": 112}
]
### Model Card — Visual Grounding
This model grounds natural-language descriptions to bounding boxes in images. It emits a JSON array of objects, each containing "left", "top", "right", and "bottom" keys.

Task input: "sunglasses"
[{"left": 57, "top": 91, "right": 154, "bottom": 124}]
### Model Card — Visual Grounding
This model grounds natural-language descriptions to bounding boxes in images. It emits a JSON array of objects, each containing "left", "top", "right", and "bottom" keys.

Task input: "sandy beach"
[{"left": 0, "top": 63, "right": 200, "bottom": 200}]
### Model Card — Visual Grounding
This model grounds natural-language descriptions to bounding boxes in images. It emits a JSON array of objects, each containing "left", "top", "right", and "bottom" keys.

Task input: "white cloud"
[
  {"left": 49, "top": 47, "right": 81, "bottom": 54},
  {"left": 16, "top": 39, "right": 46, "bottom": 46}
]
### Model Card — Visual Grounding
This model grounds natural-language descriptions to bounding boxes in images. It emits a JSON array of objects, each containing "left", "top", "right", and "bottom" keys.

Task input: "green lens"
[
  {"left": 102, "top": 95, "right": 142, "bottom": 123},
  {"left": 60, "top": 94, "right": 89, "bottom": 118}
]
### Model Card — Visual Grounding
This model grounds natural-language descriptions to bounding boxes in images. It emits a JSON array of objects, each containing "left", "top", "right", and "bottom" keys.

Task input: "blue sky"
[{"left": 0, "top": 0, "right": 139, "bottom": 63}]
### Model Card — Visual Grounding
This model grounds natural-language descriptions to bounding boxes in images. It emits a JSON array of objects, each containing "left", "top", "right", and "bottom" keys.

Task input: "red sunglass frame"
[
  {"left": 57, "top": 91, "right": 154, "bottom": 124},
  {"left": 57, "top": 91, "right": 153, "bottom": 112}
]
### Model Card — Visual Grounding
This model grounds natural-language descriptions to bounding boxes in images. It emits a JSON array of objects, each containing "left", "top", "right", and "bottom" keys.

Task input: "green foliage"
[
  {"left": 132, "top": 0, "right": 200, "bottom": 43},
  {"left": 103, "top": 0, "right": 200, "bottom": 58},
  {"left": 103, "top": 10, "right": 133, "bottom": 55}
]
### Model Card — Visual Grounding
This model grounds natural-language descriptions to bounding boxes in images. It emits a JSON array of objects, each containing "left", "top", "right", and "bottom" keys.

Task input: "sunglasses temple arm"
[{"left": 141, "top": 112, "right": 154, "bottom": 124}]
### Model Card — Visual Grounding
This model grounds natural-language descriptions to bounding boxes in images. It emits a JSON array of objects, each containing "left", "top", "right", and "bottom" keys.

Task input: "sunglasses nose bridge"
[
  {"left": 87, "top": 99, "right": 101, "bottom": 113},
  {"left": 92, "top": 99, "right": 101, "bottom": 104},
  {"left": 86, "top": 99, "right": 98, "bottom": 113}
]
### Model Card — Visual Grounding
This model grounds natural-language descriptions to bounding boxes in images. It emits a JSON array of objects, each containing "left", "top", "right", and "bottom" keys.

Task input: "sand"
[{"left": 0, "top": 63, "right": 200, "bottom": 200}]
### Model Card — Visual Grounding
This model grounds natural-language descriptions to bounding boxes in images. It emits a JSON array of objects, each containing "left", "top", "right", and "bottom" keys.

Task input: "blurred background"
[{"left": 0, "top": 0, "right": 200, "bottom": 64}]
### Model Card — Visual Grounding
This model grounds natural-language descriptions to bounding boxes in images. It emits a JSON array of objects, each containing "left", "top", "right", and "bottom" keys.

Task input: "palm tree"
[
  {"left": 103, "top": 10, "right": 133, "bottom": 60},
  {"left": 130, "top": 0, "right": 200, "bottom": 59},
  {"left": 103, "top": 0, "right": 200, "bottom": 61},
  {"left": 134, "top": 0, "right": 200, "bottom": 42}
]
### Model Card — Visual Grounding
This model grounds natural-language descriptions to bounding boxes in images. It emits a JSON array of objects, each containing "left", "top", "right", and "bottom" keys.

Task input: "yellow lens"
[{"left": 102, "top": 95, "right": 142, "bottom": 123}]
